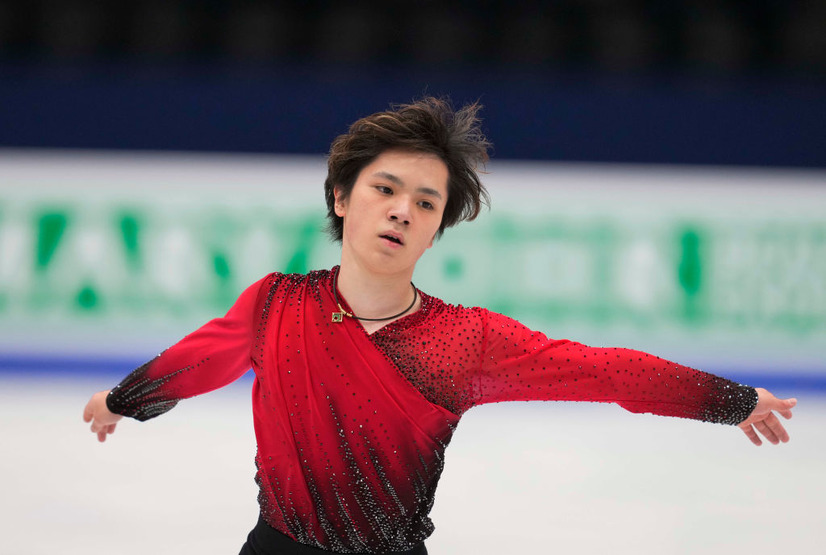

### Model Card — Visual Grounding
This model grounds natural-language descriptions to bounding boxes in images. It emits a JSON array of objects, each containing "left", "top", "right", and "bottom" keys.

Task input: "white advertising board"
[{"left": 1, "top": 149, "right": 823, "bottom": 379}]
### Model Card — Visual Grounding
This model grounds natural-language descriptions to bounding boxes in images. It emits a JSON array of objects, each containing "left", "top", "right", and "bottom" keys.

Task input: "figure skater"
[{"left": 84, "top": 97, "right": 796, "bottom": 555}]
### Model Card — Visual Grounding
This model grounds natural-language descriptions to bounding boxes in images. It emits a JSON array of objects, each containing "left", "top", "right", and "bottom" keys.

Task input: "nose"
[{"left": 388, "top": 199, "right": 411, "bottom": 225}]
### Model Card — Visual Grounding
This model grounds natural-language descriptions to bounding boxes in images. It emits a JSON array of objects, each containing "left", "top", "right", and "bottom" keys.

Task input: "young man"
[{"left": 84, "top": 97, "right": 796, "bottom": 555}]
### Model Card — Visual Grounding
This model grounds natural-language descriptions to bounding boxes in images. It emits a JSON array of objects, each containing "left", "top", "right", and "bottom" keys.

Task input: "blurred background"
[
  {"left": 1, "top": 0, "right": 825, "bottom": 163},
  {"left": 1, "top": 1, "right": 825, "bottom": 554}
]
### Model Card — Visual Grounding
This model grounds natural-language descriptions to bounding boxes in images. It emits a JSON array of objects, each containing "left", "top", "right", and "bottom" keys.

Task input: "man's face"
[{"left": 334, "top": 149, "right": 449, "bottom": 276}]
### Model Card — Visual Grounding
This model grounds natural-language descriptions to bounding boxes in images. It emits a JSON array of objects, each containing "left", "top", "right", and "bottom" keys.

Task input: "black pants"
[{"left": 239, "top": 516, "right": 428, "bottom": 555}]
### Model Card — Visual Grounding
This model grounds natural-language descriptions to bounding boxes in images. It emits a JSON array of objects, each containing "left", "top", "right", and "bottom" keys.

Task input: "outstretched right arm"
[{"left": 81, "top": 274, "right": 274, "bottom": 439}]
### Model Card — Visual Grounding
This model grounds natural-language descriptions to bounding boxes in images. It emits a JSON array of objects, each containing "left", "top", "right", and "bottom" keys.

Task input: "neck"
[{"left": 335, "top": 262, "right": 416, "bottom": 321}]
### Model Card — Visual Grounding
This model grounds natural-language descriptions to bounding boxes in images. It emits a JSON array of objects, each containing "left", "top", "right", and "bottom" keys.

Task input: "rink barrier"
[{"left": 1, "top": 153, "right": 824, "bottom": 380}]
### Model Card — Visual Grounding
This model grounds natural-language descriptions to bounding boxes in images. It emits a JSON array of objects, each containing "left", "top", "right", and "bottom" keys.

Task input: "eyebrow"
[{"left": 372, "top": 171, "right": 444, "bottom": 200}]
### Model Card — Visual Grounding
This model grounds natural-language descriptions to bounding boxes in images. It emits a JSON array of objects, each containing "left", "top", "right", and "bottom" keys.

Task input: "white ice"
[{"left": 1, "top": 374, "right": 823, "bottom": 555}]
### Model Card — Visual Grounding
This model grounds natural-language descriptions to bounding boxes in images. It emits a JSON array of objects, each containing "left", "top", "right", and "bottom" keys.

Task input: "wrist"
[{"left": 104, "top": 389, "right": 122, "bottom": 417}]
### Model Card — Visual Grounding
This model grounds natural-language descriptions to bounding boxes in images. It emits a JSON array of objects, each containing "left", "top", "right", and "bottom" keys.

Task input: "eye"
[
  {"left": 375, "top": 185, "right": 392, "bottom": 195},
  {"left": 418, "top": 200, "right": 435, "bottom": 210}
]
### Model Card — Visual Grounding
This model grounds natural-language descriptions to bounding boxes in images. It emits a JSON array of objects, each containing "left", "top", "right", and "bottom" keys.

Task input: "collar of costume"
[{"left": 332, "top": 267, "right": 418, "bottom": 323}]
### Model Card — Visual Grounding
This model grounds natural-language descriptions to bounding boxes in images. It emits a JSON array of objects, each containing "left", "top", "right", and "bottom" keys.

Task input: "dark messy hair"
[{"left": 324, "top": 96, "right": 491, "bottom": 242}]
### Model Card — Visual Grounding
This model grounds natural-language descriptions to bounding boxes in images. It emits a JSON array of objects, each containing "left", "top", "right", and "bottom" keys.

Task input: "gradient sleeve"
[
  {"left": 106, "top": 275, "right": 271, "bottom": 421},
  {"left": 475, "top": 310, "right": 757, "bottom": 425}
]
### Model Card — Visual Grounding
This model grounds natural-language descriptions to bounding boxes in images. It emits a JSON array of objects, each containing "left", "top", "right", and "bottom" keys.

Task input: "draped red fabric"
[
  {"left": 249, "top": 271, "right": 459, "bottom": 551},
  {"left": 107, "top": 268, "right": 757, "bottom": 553}
]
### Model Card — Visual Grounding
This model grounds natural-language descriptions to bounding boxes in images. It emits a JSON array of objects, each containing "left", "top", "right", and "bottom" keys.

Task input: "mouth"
[{"left": 380, "top": 233, "right": 404, "bottom": 246}]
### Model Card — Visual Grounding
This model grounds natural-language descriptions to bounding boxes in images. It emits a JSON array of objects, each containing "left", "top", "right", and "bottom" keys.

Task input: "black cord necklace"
[{"left": 331, "top": 268, "right": 418, "bottom": 323}]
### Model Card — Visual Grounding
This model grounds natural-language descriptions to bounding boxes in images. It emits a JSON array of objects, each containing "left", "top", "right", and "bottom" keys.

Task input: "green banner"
[{"left": 1, "top": 151, "right": 824, "bottom": 371}]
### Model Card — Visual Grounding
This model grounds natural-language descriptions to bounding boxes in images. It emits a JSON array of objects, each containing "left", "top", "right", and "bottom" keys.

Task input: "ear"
[{"left": 333, "top": 187, "right": 347, "bottom": 217}]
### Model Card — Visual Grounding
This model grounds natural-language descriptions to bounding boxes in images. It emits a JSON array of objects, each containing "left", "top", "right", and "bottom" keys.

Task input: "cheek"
[
  {"left": 340, "top": 209, "right": 363, "bottom": 241},
  {"left": 433, "top": 207, "right": 446, "bottom": 234}
]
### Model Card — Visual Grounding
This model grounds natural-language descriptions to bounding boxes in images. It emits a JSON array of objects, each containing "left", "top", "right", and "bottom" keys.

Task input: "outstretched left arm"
[{"left": 738, "top": 388, "right": 796, "bottom": 446}]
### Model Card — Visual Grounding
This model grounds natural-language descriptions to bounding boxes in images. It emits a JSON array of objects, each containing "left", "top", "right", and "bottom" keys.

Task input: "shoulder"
[
  {"left": 420, "top": 292, "right": 508, "bottom": 321},
  {"left": 259, "top": 267, "right": 333, "bottom": 289},
  {"left": 250, "top": 268, "right": 334, "bottom": 306},
  {"left": 416, "top": 292, "right": 493, "bottom": 329},
  {"left": 420, "top": 294, "right": 544, "bottom": 339}
]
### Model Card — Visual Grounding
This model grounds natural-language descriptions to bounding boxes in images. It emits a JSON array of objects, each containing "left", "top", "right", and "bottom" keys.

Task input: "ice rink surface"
[{"left": 2, "top": 373, "right": 823, "bottom": 555}]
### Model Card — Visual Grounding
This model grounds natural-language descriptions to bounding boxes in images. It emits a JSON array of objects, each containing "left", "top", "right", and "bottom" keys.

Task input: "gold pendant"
[{"left": 332, "top": 312, "right": 345, "bottom": 323}]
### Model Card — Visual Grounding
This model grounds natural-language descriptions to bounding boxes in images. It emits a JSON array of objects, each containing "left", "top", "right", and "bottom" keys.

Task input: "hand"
[
  {"left": 737, "top": 388, "right": 796, "bottom": 446},
  {"left": 83, "top": 390, "right": 123, "bottom": 442}
]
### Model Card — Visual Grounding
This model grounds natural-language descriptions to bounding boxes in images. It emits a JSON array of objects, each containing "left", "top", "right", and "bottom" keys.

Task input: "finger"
[
  {"left": 767, "top": 396, "right": 797, "bottom": 412},
  {"left": 754, "top": 420, "right": 779, "bottom": 445},
  {"left": 764, "top": 413, "right": 790, "bottom": 443},
  {"left": 779, "top": 398, "right": 797, "bottom": 420},
  {"left": 90, "top": 419, "right": 109, "bottom": 435},
  {"left": 98, "top": 424, "right": 116, "bottom": 442},
  {"left": 739, "top": 424, "right": 762, "bottom": 446},
  {"left": 83, "top": 401, "right": 93, "bottom": 423}
]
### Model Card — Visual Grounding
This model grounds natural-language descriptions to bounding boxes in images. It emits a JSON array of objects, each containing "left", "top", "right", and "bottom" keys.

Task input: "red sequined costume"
[{"left": 107, "top": 268, "right": 757, "bottom": 553}]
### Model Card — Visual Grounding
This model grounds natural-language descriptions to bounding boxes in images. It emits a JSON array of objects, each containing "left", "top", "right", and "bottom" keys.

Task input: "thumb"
[
  {"left": 83, "top": 400, "right": 93, "bottom": 423},
  {"left": 778, "top": 397, "right": 797, "bottom": 419},
  {"left": 757, "top": 388, "right": 796, "bottom": 418}
]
